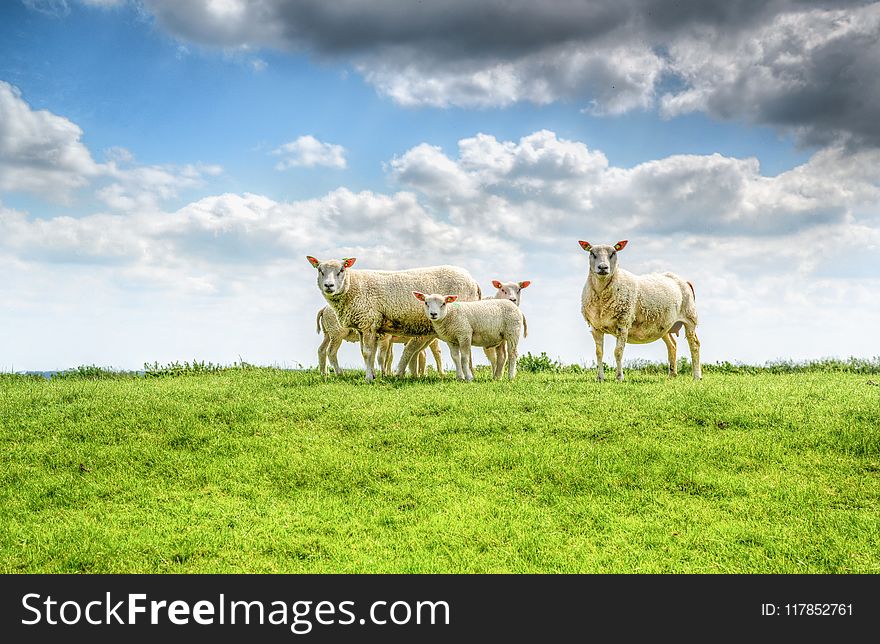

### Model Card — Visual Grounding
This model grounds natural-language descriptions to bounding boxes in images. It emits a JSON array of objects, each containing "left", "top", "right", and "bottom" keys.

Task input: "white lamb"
[
  {"left": 483, "top": 279, "right": 531, "bottom": 375},
  {"left": 307, "top": 256, "right": 481, "bottom": 381},
  {"left": 315, "top": 306, "right": 440, "bottom": 377},
  {"left": 579, "top": 239, "right": 701, "bottom": 381},
  {"left": 412, "top": 292, "right": 526, "bottom": 381}
]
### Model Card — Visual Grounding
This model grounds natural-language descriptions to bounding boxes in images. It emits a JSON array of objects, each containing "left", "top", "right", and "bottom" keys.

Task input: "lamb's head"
[
  {"left": 413, "top": 292, "right": 457, "bottom": 321},
  {"left": 306, "top": 256, "right": 356, "bottom": 297},
  {"left": 491, "top": 280, "right": 531, "bottom": 306},
  {"left": 578, "top": 240, "right": 627, "bottom": 278}
]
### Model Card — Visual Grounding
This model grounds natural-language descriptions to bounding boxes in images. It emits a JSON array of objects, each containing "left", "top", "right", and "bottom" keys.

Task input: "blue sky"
[{"left": 1, "top": 1, "right": 878, "bottom": 371}]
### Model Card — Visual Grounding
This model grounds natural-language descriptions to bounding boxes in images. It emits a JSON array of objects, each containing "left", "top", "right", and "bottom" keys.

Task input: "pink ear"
[
  {"left": 306, "top": 255, "right": 320, "bottom": 268},
  {"left": 614, "top": 240, "right": 628, "bottom": 251},
  {"left": 519, "top": 280, "right": 531, "bottom": 289},
  {"left": 342, "top": 257, "right": 356, "bottom": 269},
  {"left": 578, "top": 240, "right": 592, "bottom": 251},
  {"left": 492, "top": 280, "right": 503, "bottom": 289},
  {"left": 412, "top": 291, "right": 425, "bottom": 301},
  {"left": 444, "top": 295, "right": 458, "bottom": 304}
]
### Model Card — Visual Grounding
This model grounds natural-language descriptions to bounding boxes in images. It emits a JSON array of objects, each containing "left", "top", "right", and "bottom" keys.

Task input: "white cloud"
[
  {"left": 273, "top": 135, "right": 347, "bottom": 170},
  {"left": 0, "top": 81, "right": 102, "bottom": 202}
]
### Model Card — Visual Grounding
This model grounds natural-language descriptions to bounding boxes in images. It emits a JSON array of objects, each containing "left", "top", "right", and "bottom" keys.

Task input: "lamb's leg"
[
  {"left": 429, "top": 340, "right": 444, "bottom": 376},
  {"left": 417, "top": 349, "right": 427, "bottom": 377},
  {"left": 328, "top": 337, "right": 344, "bottom": 375},
  {"left": 360, "top": 330, "right": 379, "bottom": 382},
  {"left": 449, "top": 343, "right": 465, "bottom": 381},
  {"left": 492, "top": 343, "right": 506, "bottom": 379},
  {"left": 318, "top": 335, "right": 331, "bottom": 376},
  {"left": 685, "top": 323, "right": 702, "bottom": 380},
  {"left": 591, "top": 328, "right": 605, "bottom": 382},
  {"left": 614, "top": 328, "right": 628, "bottom": 381},
  {"left": 460, "top": 336, "right": 474, "bottom": 382},
  {"left": 506, "top": 336, "right": 518, "bottom": 380},
  {"left": 662, "top": 333, "right": 678, "bottom": 378},
  {"left": 377, "top": 336, "right": 389, "bottom": 377}
]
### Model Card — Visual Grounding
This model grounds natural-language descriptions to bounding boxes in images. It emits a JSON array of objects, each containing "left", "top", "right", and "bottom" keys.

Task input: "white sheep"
[
  {"left": 307, "top": 256, "right": 481, "bottom": 381},
  {"left": 315, "top": 305, "right": 359, "bottom": 376},
  {"left": 315, "top": 306, "right": 440, "bottom": 377},
  {"left": 579, "top": 240, "right": 701, "bottom": 381},
  {"left": 483, "top": 279, "right": 531, "bottom": 375},
  {"left": 412, "top": 292, "right": 526, "bottom": 381},
  {"left": 379, "top": 335, "right": 445, "bottom": 377}
]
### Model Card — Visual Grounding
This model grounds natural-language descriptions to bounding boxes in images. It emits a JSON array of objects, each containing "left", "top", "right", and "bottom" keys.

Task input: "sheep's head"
[
  {"left": 491, "top": 279, "right": 530, "bottom": 306},
  {"left": 578, "top": 240, "right": 627, "bottom": 278},
  {"left": 413, "top": 292, "right": 457, "bottom": 321},
  {"left": 306, "top": 256, "right": 356, "bottom": 297}
]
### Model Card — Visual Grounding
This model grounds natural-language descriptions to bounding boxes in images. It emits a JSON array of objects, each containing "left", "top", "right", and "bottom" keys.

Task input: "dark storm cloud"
[{"left": 140, "top": 0, "right": 880, "bottom": 147}]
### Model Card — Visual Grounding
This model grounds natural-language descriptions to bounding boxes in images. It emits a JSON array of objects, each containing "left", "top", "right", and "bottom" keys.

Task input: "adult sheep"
[
  {"left": 306, "top": 256, "right": 481, "bottom": 381},
  {"left": 579, "top": 240, "right": 701, "bottom": 381}
]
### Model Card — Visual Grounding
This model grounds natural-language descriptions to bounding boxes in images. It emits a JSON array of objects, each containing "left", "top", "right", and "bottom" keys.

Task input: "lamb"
[
  {"left": 315, "top": 306, "right": 440, "bottom": 377},
  {"left": 483, "top": 279, "right": 531, "bottom": 375},
  {"left": 379, "top": 335, "right": 445, "bottom": 377},
  {"left": 579, "top": 240, "right": 701, "bottom": 381},
  {"left": 315, "top": 305, "right": 360, "bottom": 376},
  {"left": 412, "top": 292, "right": 526, "bottom": 381},
  {"left": 306, "top": 256, "right": 481, "bottom": 381}
]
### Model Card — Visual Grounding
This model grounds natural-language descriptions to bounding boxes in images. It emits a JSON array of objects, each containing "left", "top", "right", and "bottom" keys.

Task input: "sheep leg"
[
  {"left": 396, "top": 336, "right": 428, "bottom": 377},
  {"left": 506, "top": 336, "right": 518, "bottom": 380},
  {"left": 417, "top": 349, "right": 427, "bottom": 377},
  {"left": 328, "top": 337, "right": 345, "bottom": 375},
  {"left": 591, "top": 328, "right": 605, "bottom": 382},
  {"left": 614, "top": 328, "right": 628, "bottom": 381},
  {"left": 360, "top": 330, "right": 379, "bottom": 382},
  {"left": 492, "top": 343, "right": 506, "bottom": 379},
  {"left": 662, "top": 333, "right": 678, "bottom": 378},
  {"left": 429, "top": 340, "right": 444, "bottom": 376},
  {"left": 318, "top": 334, "right": 331, "bottom": 376},
  {"left": 459, "top": 336, "right": 474, "bottom": 381},
  {"left": 484, "top": 346, "right": 497, "bottom": 374},
  {"left": 449, "top": 343, "right": 466, "bottom": 381},
  {"left": 377, "top": 336, "right": 392, "bottom": 377},
  {"left": 685, "top": 323, "right": 702, "bottom": 380}
]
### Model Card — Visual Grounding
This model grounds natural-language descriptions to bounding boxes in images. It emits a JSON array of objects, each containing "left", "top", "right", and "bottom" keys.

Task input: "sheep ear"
[
  {"left": 578, "top": 240, "right": 592, "bottom": 251},
  {"left": 341, "top": 257, "right": 356, "bottom": 269},
  {"left": 519, "top": 280, "right": 531, "bottom": 289},
  {"left": 444, "top": 295, "right": 458, "bottom": 304},
  {"left": 306, "top": 256, "right": 320, "bottom": 268},
  {"left": 614, "top": 240, "right": 628, "bottom": 251},
  {"left": 492, "top": 280, "right": 503, "bottom": 289},
  {"left": 412, "top": 291, "right": 426, "bottom": 301}
]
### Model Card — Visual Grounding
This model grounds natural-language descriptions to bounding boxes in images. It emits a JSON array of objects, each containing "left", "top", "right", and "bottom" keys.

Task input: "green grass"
[{"left": 1, "top": 366, "right": 879, "bottom": 573}]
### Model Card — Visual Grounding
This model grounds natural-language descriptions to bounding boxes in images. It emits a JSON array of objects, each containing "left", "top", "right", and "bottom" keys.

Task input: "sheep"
[
  {"left": 379, "top": 335, "right": 445, "bottom": 377},
  {"left": 315, "top": 305, "right": 360, "bottom": 376},
  {"left": 306, "top": 256, "right": 481, "bottom": 381},
  {"left": 412, "top": 292, "right": 526, "bottom": 381},
  {"left": 579, "top": 239, "right": 701, "bottom": 381},
  {"left": 315, "top": 306, "right": 439, "bottom": 377},
  {"left": 483, "top": 279, "right": 531, "bottom": 375}
]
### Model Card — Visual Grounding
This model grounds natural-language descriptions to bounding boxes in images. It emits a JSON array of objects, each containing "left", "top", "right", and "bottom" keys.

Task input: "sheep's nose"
[
  {"left": 430, "top": 313, "right": 437, "bottom": 319},
  {"left": 597, "top": 264, "right": 609, "bottom": 271},
  {"left": 324, "top": 282, "right": 334, "bottom": 288}
]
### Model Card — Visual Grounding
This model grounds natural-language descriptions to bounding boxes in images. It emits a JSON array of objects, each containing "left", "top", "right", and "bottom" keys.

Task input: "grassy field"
[{"left": 1, "top": 363, "right": 879, "bottom": 573}]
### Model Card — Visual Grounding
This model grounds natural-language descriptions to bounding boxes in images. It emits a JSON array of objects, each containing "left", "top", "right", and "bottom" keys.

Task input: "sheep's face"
[
  {"left": 491, "top": 280, "right": 530, "bottom": 306},
  {"left": 306, "top": 256, "right": 355, "bottom": 297},
  {"left": 413, "top": 292, "right": 457, "bottom": 322},
  {"left": 578, "top": 240, "right": 627, "bottom": 278}
]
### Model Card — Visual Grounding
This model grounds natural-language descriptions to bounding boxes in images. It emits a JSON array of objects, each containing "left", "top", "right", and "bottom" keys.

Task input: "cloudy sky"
[{"left": 1, "top": 0, "right": 878, "bottom": 371}]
